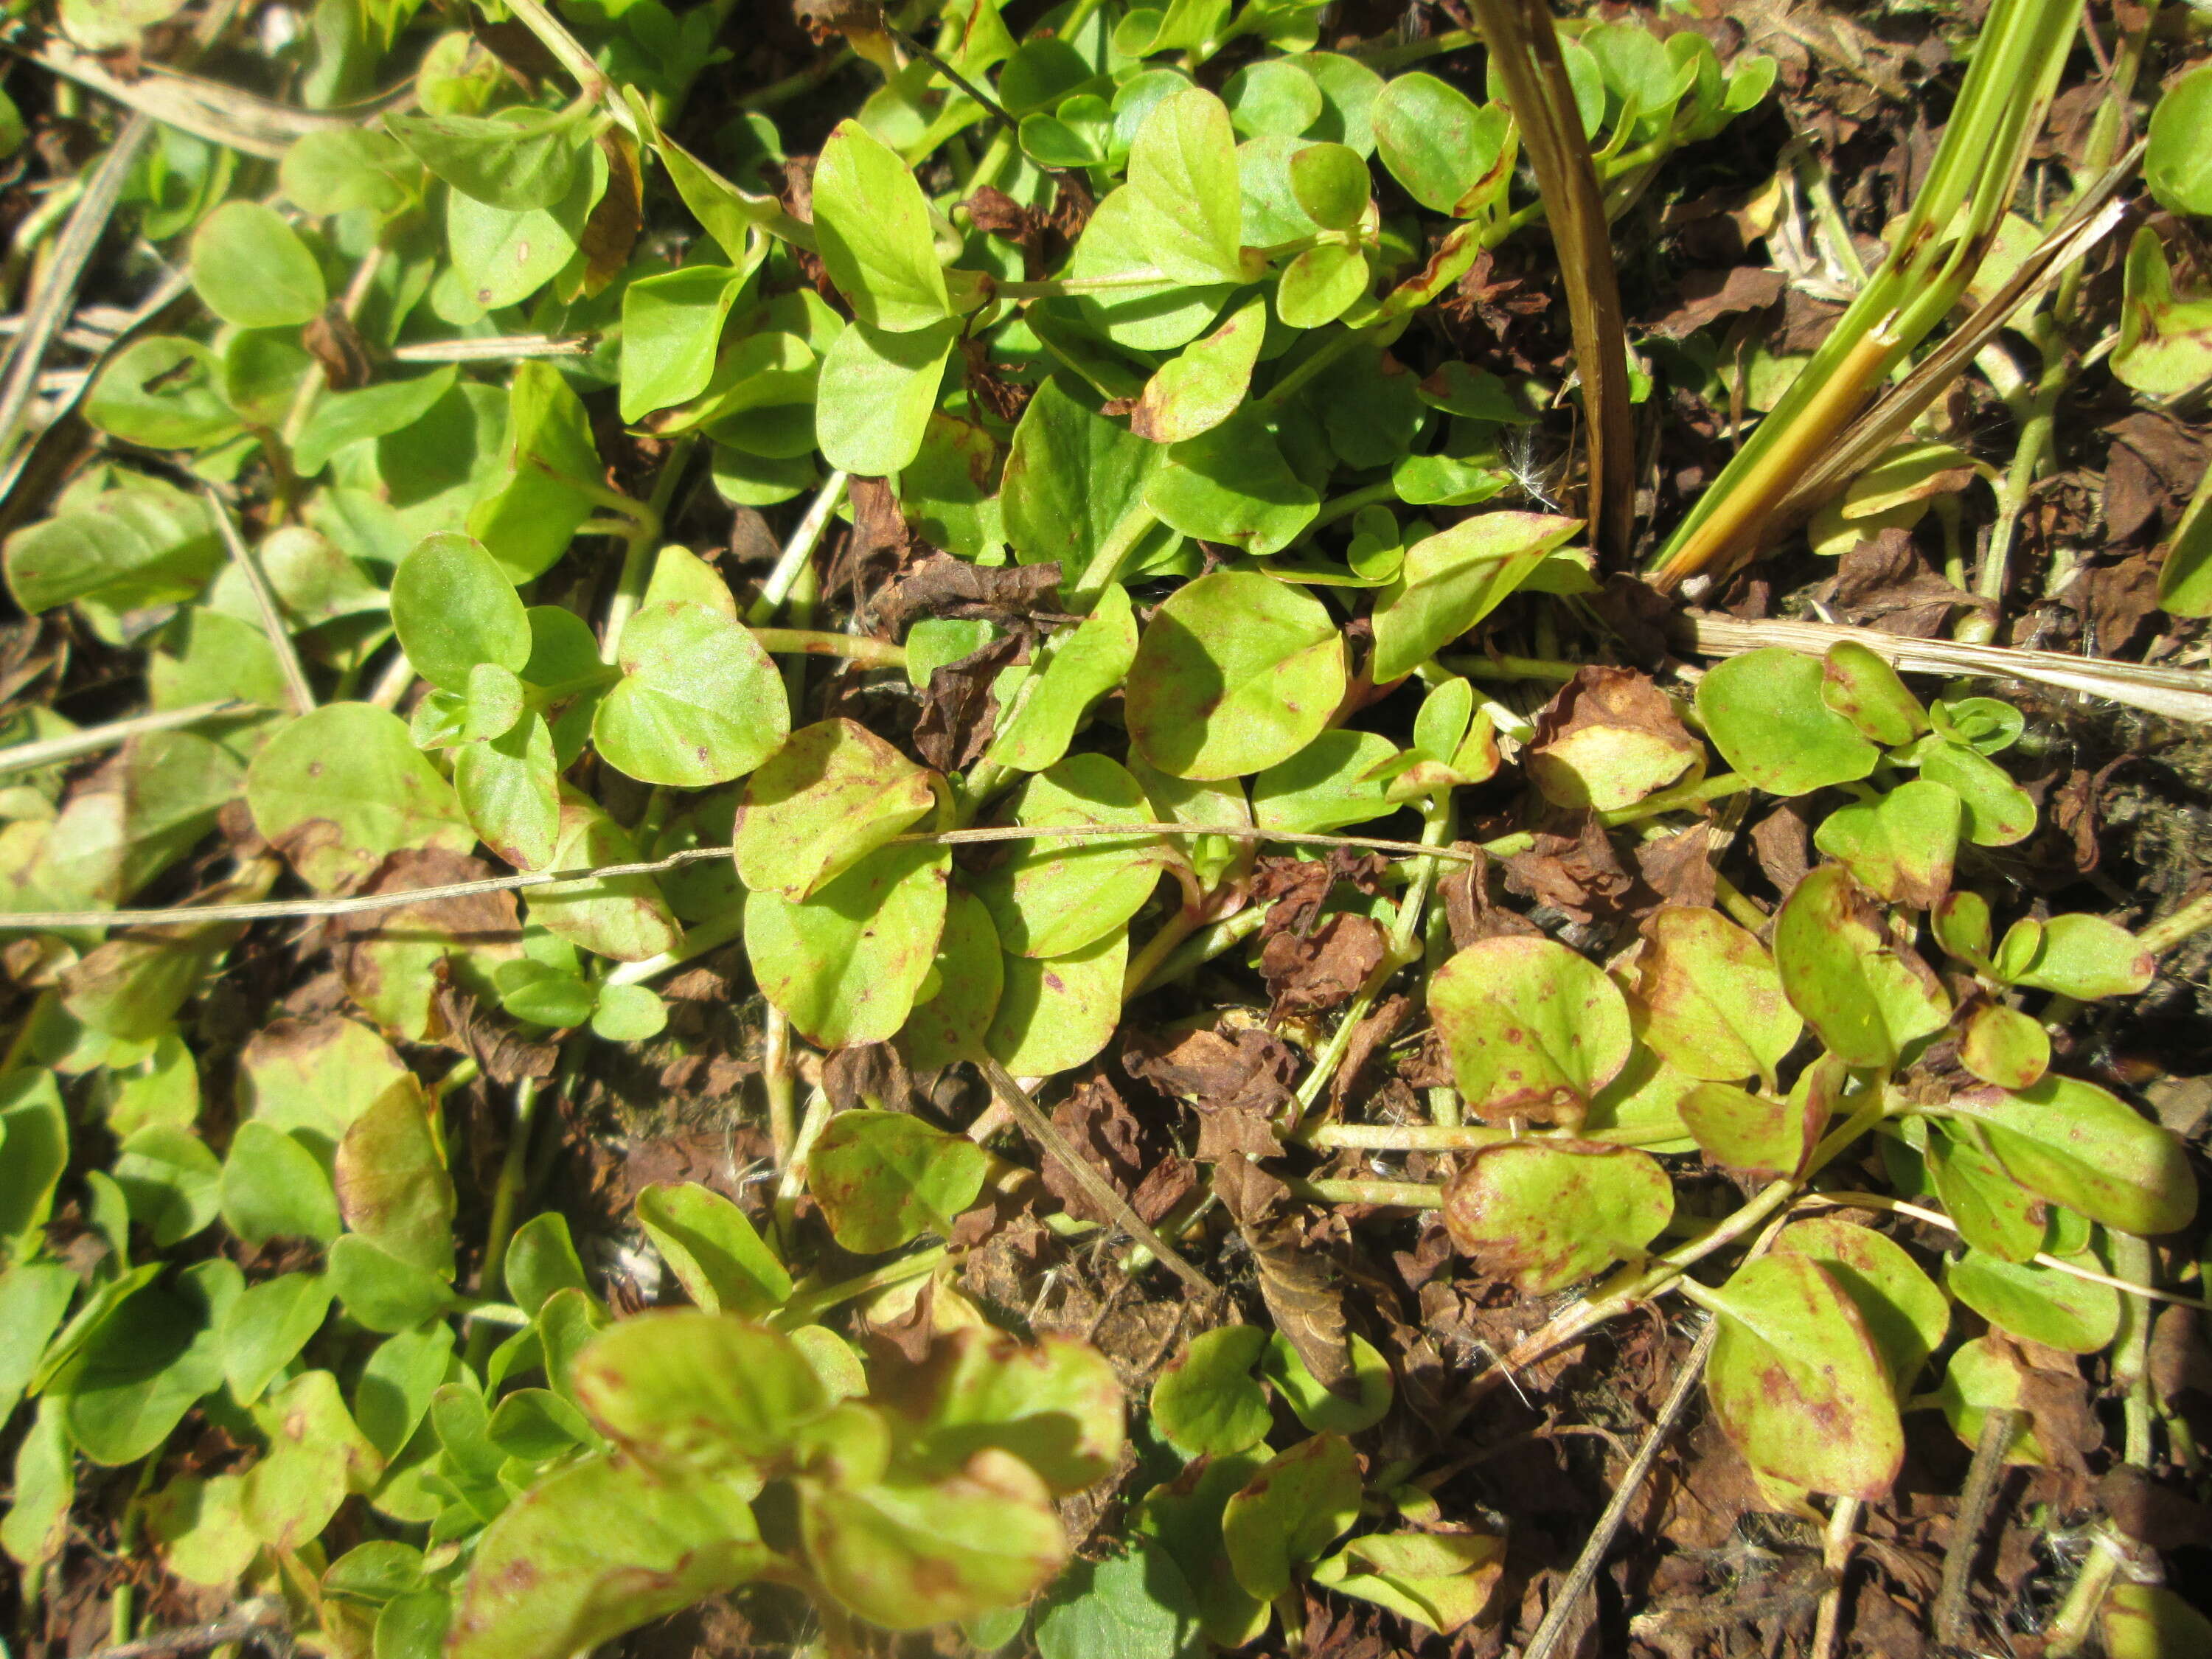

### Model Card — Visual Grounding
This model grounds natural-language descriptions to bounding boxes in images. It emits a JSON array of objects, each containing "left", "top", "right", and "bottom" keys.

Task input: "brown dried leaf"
[
  {"left": 1439, "top": 843, "right": 1541, "bottom": 950},
  {"left": 1501, "top": 815, "right": 1636, "bottom": 925},
  {"left": 882, "top": 551, "right": 1060, "bottom": 633},
  {"left": 1124, "top": 1026, "right": 1294, "bottom": 1159},
  {"left": 1259, "top": 913, "right": 1386, "bottom": 1018},
  {"left": 1750, "top": 801, "right": 1812, "bottom": 900},
  {"left": 431, "top": 984, "right": 557, "bottom": 1085},
  {"left": 1635, "top": 824, "right": 1719, "bottom": 911},
  {"left": 1526, "top": 666, "right": 1700, "bottom": 813},
  {"left": 821, "top": 1042, "right": 915, "bottom": 1113},
  {"left": 1041, "top": 1074, "right": 1192, "bottom": 1225},
  {"left": 1330, "top": 993, "right": 1411, "bottom": 1111},
  {"left": 1210, "top": 1153, "right": 1354, "bottom": 1395},
  {"left": 1649, "top": 265, "right": 1787, "bottom": 338},
  {"left": 914, "top": 629, "right": 1028, "bottom": 773}
]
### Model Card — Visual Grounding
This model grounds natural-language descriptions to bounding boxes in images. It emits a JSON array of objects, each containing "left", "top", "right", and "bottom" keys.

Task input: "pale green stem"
[
  {"left": 602, "top": 909, "right": 747, "bottom": 989},
  {"left": 748, "top": 471, "right": 849, "bottom": 627},
  {"left": 750, "top": 629, "right": 907, "bottom": 667},
  {"left": 1068, "top": 504, "right": 1161, "bottom": 608},
  {"left": 1290, "top": 1176, "right": 1447, "bottom": 1208},
  {"left": 776, "top": 1244, "right": 949, "bottom": 1327}
]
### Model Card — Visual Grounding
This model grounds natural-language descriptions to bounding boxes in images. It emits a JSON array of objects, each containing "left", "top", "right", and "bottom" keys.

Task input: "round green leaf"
[
  {"left": 1929, "top": 1124, "right": 2051, "bottom": 1262},
  {"left": 744, "top": 842, "right": 948, "bottom": 1047},
  {"left": 815, "top": 319, "right": 959, "bottom": 477},
  {"left": 1773, "top": 865, "right": 1950, "bottom": 1069},
  {"left": 1959, "top": 1001, "right": 2049, "bottom": 1089},
  {"left": 1150, "top": 1326, "right": 1271, "bottom": 1457},
  {"left": 1916, "top": 739, "right": 2035, "bottom": 847},
  {"left": 1702, "top": 1253, "right": 1904, "bottom": 1501},
  {"left": 1126, "top": 568, "right": 1346, "bottom": 779},
  {"left": 1695, "top": 648, "right": 1879, "bottom": 797},
  {"left": 590, "top": 984, "right": 667, "bottom": 1043},
  {"left": 972, "top": 754, "right": 1171, "bottom": 959},
  {"left": 1220, "top": 1433, "right": 1362, "bottom": 1601},
  {"left": 1121, "top": 88, "right": 1249, "bottom": 286},
  {"left": 246, "top": 703, "right": 475, "bottom": 894},
  {"left": 1634, "top": 905, "right": 1801, "bottom": 1085},
  {"left": 810, "top": 1108, "right": 990, "bottom": 1253},
  {"left": 85, "top": 338, "right": 241, "bottom": 450},
  {"left": 1818, "top": 639, "right": 1927, "bottom": 746},
  {"left": 1770, "top": 1218, "right": 1947, "bottom": 1399},
  {"left": 280, "top": 128, "right": 417, "bottom": 216},
  {"left": 1370, "top": 73, "right": 1510, "bottom": 217},
  {"left": 1274, "top": 243, "right": 1368, "bottom": 329},
  {"left": 526, "top": 786, "right": 683, "bottom": 962},
  {"left": 593, "top": 600, "right": 789, "bottom": 787},
  {"left": 987, "top": 931, "right": 1126, "bottom": 1076},
  {"left": 1260, "top": 1331, "right": 1393, "bottom": 1434},
  {"left": 1130, "top": 299, "right": 1267, "bottom": 445},
  {"left": 1810, "top": 779, "right": 1960, "bottom": 908},
  {"left": 1250, "top": 728, "right": 1399, "bottom": 835},
  {"left": 2147, "top": 63, "right": 2212, "bottom": 216},
  {"left": 1679, "top": 1081, "right": 1823, "bottom": 1180},
  {"left": 1430, "top": 936, "right": 1633, "bottom": 1123},
  {"left": 385, "top": 106, "right": 585, "bottom": 212},
  {"left": 1144, "top": 411, "right": 1319, "bottom": 554},
  {"left": 390, "top": 533, "right": 529, "bottom": 692},
  {"left": 1225, "top": 58, "right": 1324, "bottom": 138},
  {"left": 736, "top": 718, "right": 938, "bottom": 901},
  {"left": 220, "top": 1121, "right": 341, "bottom": 1247},
  {"left": 114, "top": 1125, "right": 221, "bottom": 1246},
  {"left": 1441, "top": 1140, "right": 1672, "bottom": 1293},
  {"left": 572, "top": 1309, "right": 830, "bottom": 1470},
  {"left": 1287, "top": 142, "right": 1369, "bottom": 231},
  {"left": 190, "top": 202, "right": 326, "bottom": 329},
  {"left": 810, "top": 119, "right": 953, "bottom": 331}
]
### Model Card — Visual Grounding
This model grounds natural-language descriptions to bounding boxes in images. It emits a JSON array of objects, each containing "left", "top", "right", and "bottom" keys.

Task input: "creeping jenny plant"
[{"left": 0, "top": 0, "right": 2207, "bottom": 1652}]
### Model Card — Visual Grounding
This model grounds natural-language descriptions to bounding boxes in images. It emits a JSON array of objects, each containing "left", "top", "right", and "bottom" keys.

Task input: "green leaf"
[
  {"left": 1916, "top": 738, "right": 2035, "bottom": 847},
  {"left": 1959, "top": 1002, "right": 2051, "bottom": 1089},
  {"left": 1248, "top": 728, "right": 1397, "bottom": 834},
  {"left": 1371, "top": 512, "right": 1579, "bottom": 682},
  {"left": 1035, "top": 1540, "right": 1205, "bottom": 1659},
  {"left": 448, "top": 1453, "right": 765, "bottom": 1659},
  {"left": 1003, "top": 377, "right": 1161, "bottom": 574},
  {"left": 386, "top": 106, "right": 585, "bottom": 211},
  {"left": 280, "top": 128, "right": 418, "bottom": 216},
  {"left": 5, "top": 480, "right": 223, "bottom": 614},
  {"left": 810, "top": 1107, "right": 989, "bottom": 1252},
  {"left": 1695, "top": 648, "right": 1879, "bottom": 797},
  {"left": 246, "top": 703, "right": 475, "bottom": 893},
  {"left": 293, "top": 369, "right": 459, "bottom": 478},
  {"left": 444, "top": 151, "right": 597, "bottom": 315},
  {"left": 1819, "top": 639, "right": 1927, "bottom": 746},
  {"left": 467, "top": 360, "right": 605, "bottom": 583},
  {"left": 0, "top": 1070, "right": 66, "bottom": 1251},
  {"left": 894, "top": 1325, "right": 1124, "bottom": 1493},
  {"left": 619, "top": 265, "right": 751, "bottom": 422},
  {"left": 2012, "top": 911, "right": 2154, "bottom": 1000},
  {"left": 972, "top": 753, "right": 1170, "bottom": 958},
  {"left": 1144, "top": 411, "right": 1319, "bottom": 555},
  {"left": 1430, "top": 936, "right": 1633, "bottom": 1123},
  {"left": 329, "top": 1236, "right": 457, "bottom": 1333},
  {"left": 811, "top": 119, "right": 953, "bottom": 330},
  {"left": 220, "top": 1120, "right": 341, "bottom": 1247},
  {"left": 1371, "top": 73, "right": 1511, "bottom": 218},
  {"left": 745, "top": 841, "right": 948, "bottom": 1046},
  {"left": 456, "top": 712, "right": 561, "bottom": 871},
  {"left": 1220, "top": 1432, "right": 1361, "bottom": 1601},
  {"left": 237, "top": 1015, "right": 410, "bottom": 1158},
  {"left": 83, "top": 337, "right": 241, "bottom": 451},
  {"left": 988, "top": 585, "right": 1139, "bottom": 771},
  {"left": 1287, "top": 141, "right": 1369, "bottom": 231},
  {"left": 334, "top": 1079, "right": 456, "bottom": 1278},
  {"left": 572, "top": 1309, "right": 829, "bottom": 1470},
  {"left": 526, "top": 786, "right": 682, "bottom": 961},
  {"left": 815, "top": 318, "right": 959, "bottom": 477},
  {"left": 52, "top": 1260, "right": 235, "bottom": 1466},
  {"left": 1946, "top": 1072, "right": 2195, "bottom": 1237},
  {"left": 390, "top": 532, "right": 529, "bottom": 692},
  {"left": 635, "top": 1181, "right": 792, "bottom": 1317},
  {"left": 1679, "top": 1080, "right": 1824, "bottom": 1181},
  {"left": 2, "top": 1402, "right": 72, "bottom": 1568},
  {"left": 899, "top": 888, "right": 1003, "bottom": 1069},
  {"left": 1929, "top": 1124, "right": 2047, "bottom": 1260},
  {"left": 800, "top": 1450, "right": 1068, "bottom": 1630},
  {"left": 1276, "top": 242, "right": 1369, "bottom": 327},
  {"left": 504, "top": 1213, "right": 588, "bottom": 1317},
  {"left": 1441, "top": 1140, "right": 1672, "bottom": 1293},
  {"left": 1225, "top": 58, "right": 1323, "bottom": 137},
  {"left": 736, "top": 717, "right": 937, "bottom": 900},
  {"left": 218, "top": 1272, "right": 333, "bottom": 1406},
  {"left": 1261, "top": 1331, "right": 1393, "bottom": 1434},
  {"left": 1812, "top": 779, "right": 1960, "bottom": 908},
  {"left": 1130, "top": 298, "right": 1267, "bottom": 445},
  {"left": 1772, "top": 865, "right": 1950, "bottom": 1069},
  {"left": 1633, "top": 905, "right": 1801, "bottom": 1085},
  {"left": 589, "top": 982, "right": 667, "bottom": 1043},
  {"left": 1133, "top": 1450, "right": 1269, "bottom": 1647},
  {"left": 1310, "top": 1530, "right": 1505, "bottom": 1635},
  {"left": 189, "top": 202, "right": 326, "bottom": 329},
  {"left": 1122, "top": 88, "right": 1249, "bottom": 285},
  {"left": 2146, "top": 63, "right": 2212, "bottom": 216},
  {"left": 1150, "top": 1325, "right": 1271, "bottom": 1456},
  {"left": 1770, "top": 1218, "right": 1947, "bottom": 1399},
  {"left": 1947, "top": 1248, "right": 2120, "bottom": 1353},
  {"left": 0, "top": 1262, "right": 77, "bottom": 1429},
  {"left": 1701, "top": 1253, "right": 1904, "bottom": 1500},
  {"left": 987, "top": 931, "right": 1126, "bottom": 1075},
  {"left": 593, "top": 600, "right": 787, "bottom": 787},
  {"left": 1127, "top": 568, "right": 1346, "bottom": 779}
]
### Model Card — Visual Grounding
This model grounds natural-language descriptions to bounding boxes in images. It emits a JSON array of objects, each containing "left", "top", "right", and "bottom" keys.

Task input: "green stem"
[
  {"left": 602, "top": 908, "right": 747, "bottom": 988},
  {"left": 750, "top": 628, "right": 906, "bottom": 667},
  {"left": 1123, "top": 904, "right": 1205, "bottom": 1001},
  {"left": 1260, "top": 325, "right": 1374, "bottom": 410},
  {"left": 473, "top": 1074, "right": 543, "bottom": 1329},
  {"left": 1290, "top": 1176, "right": 1447, "bottom": 1208},
  {"left": 1307, "top": 478, "right": 1400, "bottom": 533},
  {"left": 1349, "top": 26, "right": 1477, "bottom": 69},
  {"left": 1597, "top": 770, "right": 1750, "bottom": 827},
  {"left": 1068, "top": 504, "right": 1160, "bottom": 608},
  {"left": 1440, "top": 653, "right": 1582, "bottom": 683},
  {"left": 1135, "top": 903, "right": 1267, "bottom": 994},
  {"left": 777, "top": 1245, "right": 950, "bottom": 1326}
]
